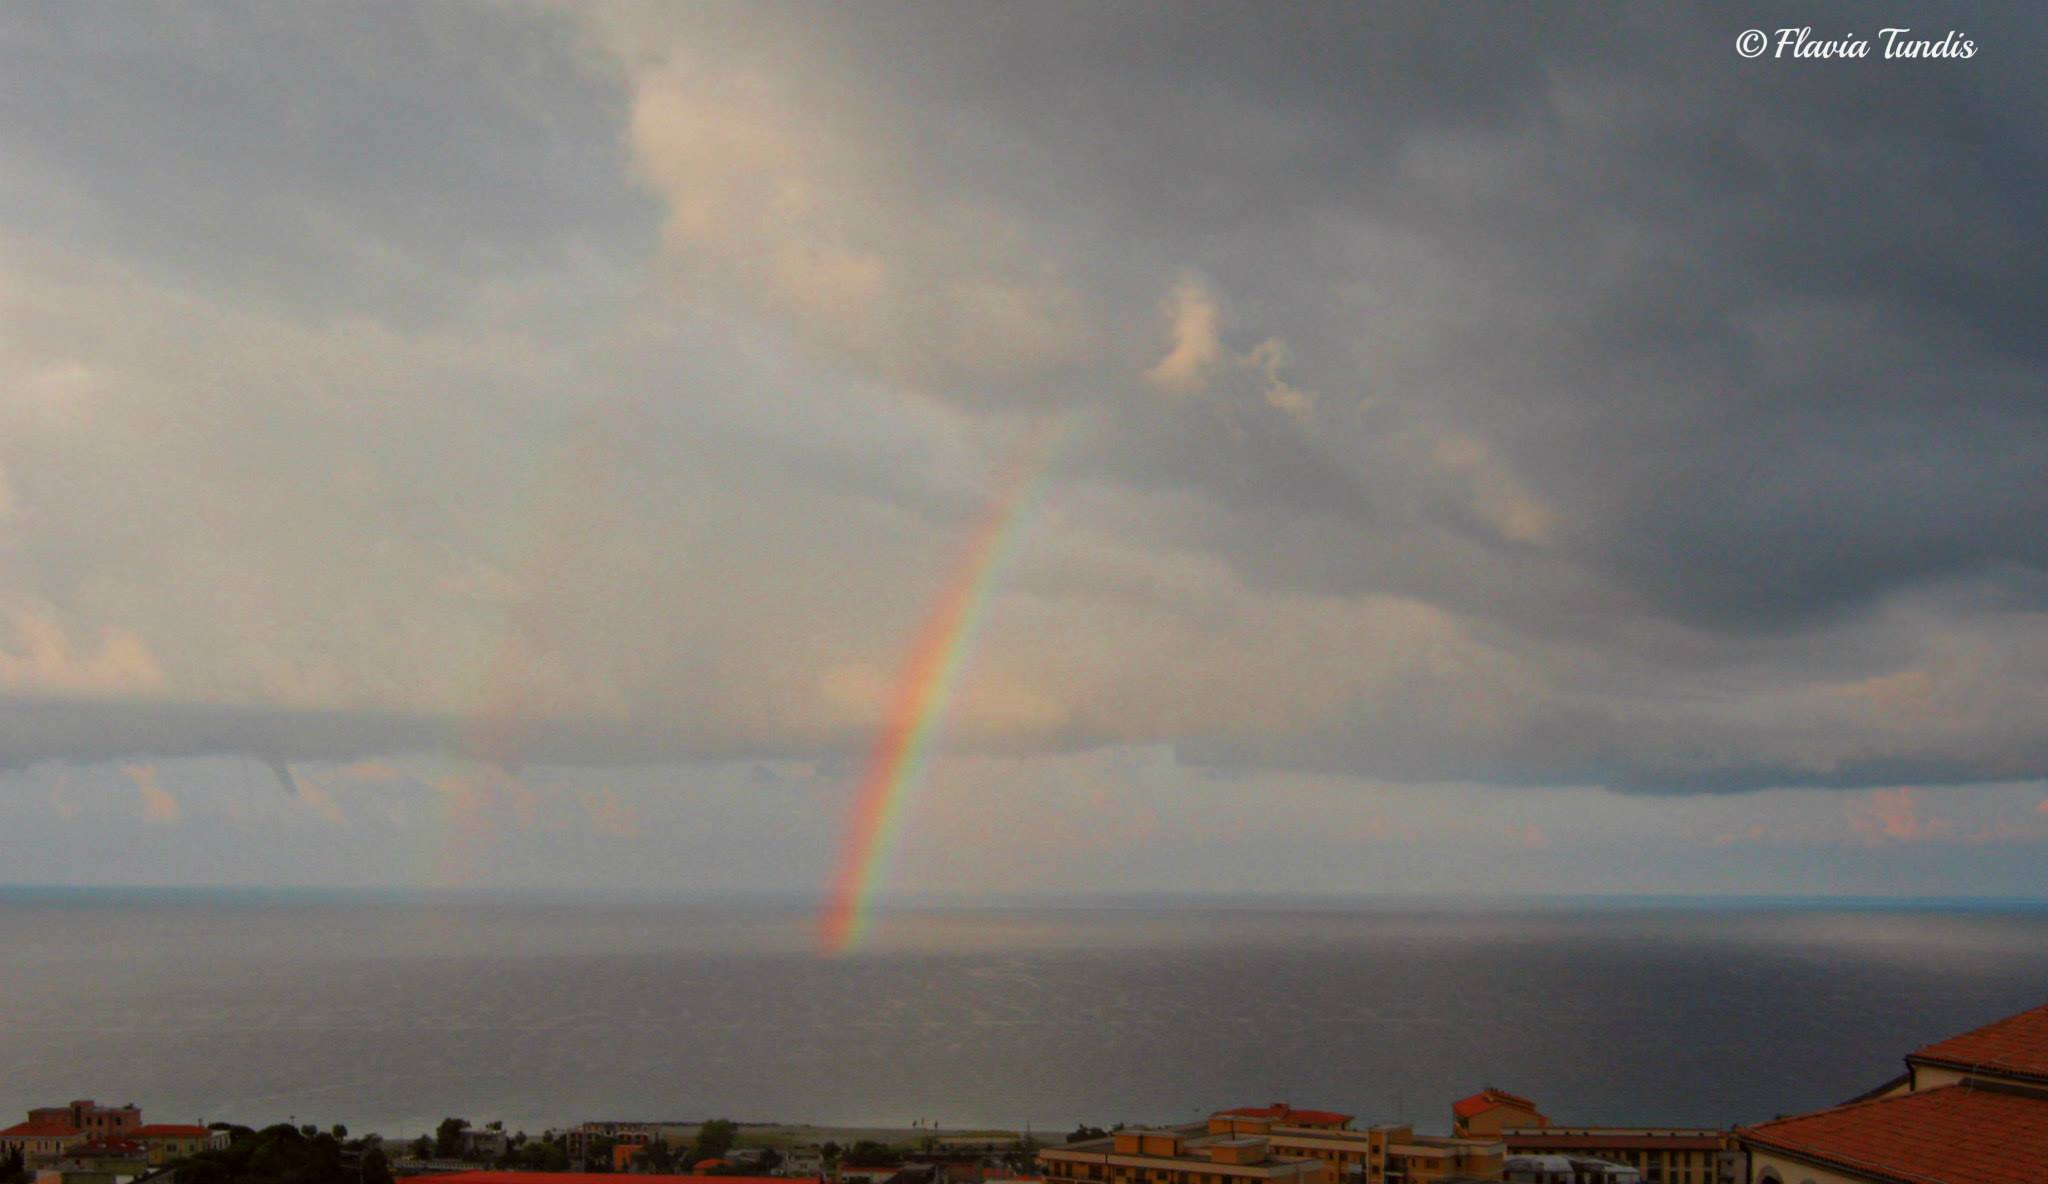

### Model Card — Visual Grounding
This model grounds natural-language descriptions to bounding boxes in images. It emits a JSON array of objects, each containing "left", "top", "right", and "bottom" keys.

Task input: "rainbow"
[{"left": 818, "top": 423, "right": 1065, "bottom": 953}]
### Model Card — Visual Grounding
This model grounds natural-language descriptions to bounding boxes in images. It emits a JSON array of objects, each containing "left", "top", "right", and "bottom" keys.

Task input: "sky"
[{"left": 2, "top": 2, "right": 2047, "bottom": 900}]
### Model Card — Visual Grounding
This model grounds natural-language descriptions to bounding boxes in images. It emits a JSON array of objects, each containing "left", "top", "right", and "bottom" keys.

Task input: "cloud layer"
[{"left": 2, "top": 0, "right": 2046, "bottom": 828}]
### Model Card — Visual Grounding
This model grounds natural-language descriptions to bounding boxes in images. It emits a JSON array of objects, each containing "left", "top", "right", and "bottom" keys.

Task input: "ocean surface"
[{"left": 3, "top": 890, "right": 2045, "bottom": 1139}]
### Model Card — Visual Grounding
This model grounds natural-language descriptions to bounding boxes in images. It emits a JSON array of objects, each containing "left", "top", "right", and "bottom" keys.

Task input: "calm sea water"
[{"left": 2, "top": 890, "right": 2044, "bottom": 1138}]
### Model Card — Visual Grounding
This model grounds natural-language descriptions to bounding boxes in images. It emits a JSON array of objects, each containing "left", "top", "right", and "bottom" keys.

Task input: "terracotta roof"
[
  {"left": 0, "top": 1122, "right": 82, "bottom": 1138},
  {"left": 1909, "top": 1002, "right": 2048, "bottom": 1083},
  {"left": 1505, "top": 1134, "right": 1723, "bottom": 1152},
  {"left": 1218, "top": 1105, "right": 1354, "bottom": 1126},
  {"left": 432, "top": 1175, "right": 787, "bottom": 1184},
  {"left": 1454, "top": 1090, "right": 1540, "bottom": 1120},
  {"left": 72, "top": 1137, "right": 145, "bottom": 1156},
  {"left": 134, "top": 1125, "right": 212, "bottom": 1139},
  {"left": 1739, "top": 1082, "right": 2048, "bottom": 1184}
]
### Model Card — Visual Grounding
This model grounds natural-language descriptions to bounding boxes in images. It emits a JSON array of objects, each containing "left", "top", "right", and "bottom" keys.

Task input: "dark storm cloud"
[
  {"left": 725, "top": 0, "right": 2048, "bottom": 634},
  {"left": 0, "top": 0, "right": 654, "bottom": 324},
  {"left": 6, "top": 1, "right": 2048, "bottom": 799}
]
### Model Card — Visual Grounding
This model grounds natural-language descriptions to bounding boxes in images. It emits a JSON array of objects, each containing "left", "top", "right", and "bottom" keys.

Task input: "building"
[
  {"left": 132, "top": 1125, "right": 219, "bottom": 1166},
  {"left": 564, "top": 1124, "right": 662, "bottom": 1167},
  {"left": 1217, "top": 1107, "right": 1355, "bottom": 1132},
  {"left": 458, "top": 1129, "right": 509, "bottom": 1163},
  {"left": 1204, "top": 1104, "right": 1504, "bottom": 1184},
  {"left": 1499, "top": 1130, "right": 1732, "bottom": 1184},
  {"left": 0, "top": 1122, "right": 85, "bottom": 1164},
  {"left": 36, "top": 1105, "right": 141, "bottom": 1141},
  {"left": 1039, "top": 1127, "right": 1328, "bottom": 1184},
  {"left": 1737, "top": 999, "right": 2048, "bottom": 1184},
  {"left": 1505, "top": 1157, "right": 1639, "bottom": 1184},
  {"left": 33, "top": 1135, "right": 151, "bottom": 1184},
  {"left": 428, "top": 1173, "right": 785, "bottom": 1184},
  {"left": 1452, "top": 1094, "right": 1545, "bottom": 1140},
  {"left": 1359, "top": 1126, "right": 1504, "bottom": 1184},
  {"left": 3, "top": 1103, "right": 154, "bottom": 1169}
]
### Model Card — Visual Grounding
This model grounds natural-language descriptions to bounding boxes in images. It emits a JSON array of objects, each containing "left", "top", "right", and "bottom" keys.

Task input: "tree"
[
  {"left": 435, "top": 1118, "right": 472, "bottom": 1161},
  {"left": 694, "top": 1120, "right": 738, "bottom": 1164},
  {"left": 643, "top": 1142, "right": 676, "bottom": 1173},
  {"left": 361, "top": 1148, "right": 393, "bottom": 1184},
  {"left": 1, "top": 1146, "right": 26, "bottom": 1184},
  {"left": 411, "top": 1137, "right": 433, "bottom": 1161},
  {"left": 1067, "top": 1127, "right": 1107, "bottom": 1144},
  {"left": 843, "top": 1142, "right": 894, "bottom": 1167},
  {"left": 173, "top": 1122, "right": 347, "bottom": 1184}
]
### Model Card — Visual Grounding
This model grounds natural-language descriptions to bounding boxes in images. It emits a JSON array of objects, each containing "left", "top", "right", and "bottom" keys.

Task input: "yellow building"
[
  {"left": 133, "top": 1125, "right": 218, "bottom": 1166},
  {"left": 1737, "top": 1000, "right": 2048, "bottom": 1184},
  {"left": 1499, "top": 1130, "right": 1731, "bottom": 1184},
  {"left": 1453, "top": 1093, "right": 1545, "bottom": 1140},
  {"left": 1201, "top": 1104, "right": 1503, "bottom": 1184},
  {"left": 1039, "top": 1128, "right": 1329, "bottom": 1184},
  {"left": 0, "top": 1121, "right": 83, "bottom": 1164}
]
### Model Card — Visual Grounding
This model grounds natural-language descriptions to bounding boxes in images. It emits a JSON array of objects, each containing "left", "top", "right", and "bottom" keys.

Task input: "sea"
[{"left": 2, "top": 889, "right": 2045, "bottom": 1140}]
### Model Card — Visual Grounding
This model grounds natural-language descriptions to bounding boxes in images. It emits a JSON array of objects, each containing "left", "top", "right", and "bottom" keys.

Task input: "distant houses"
[
  {"left": 1048, "top": 1096, "right": 1728, "bottom": 1184},
  {"left": 14, "top": 999, "right": 2045, "bottom": 1184},
  {"left": 0, "top": 1100, "right": 226, "bottom": 1184}
]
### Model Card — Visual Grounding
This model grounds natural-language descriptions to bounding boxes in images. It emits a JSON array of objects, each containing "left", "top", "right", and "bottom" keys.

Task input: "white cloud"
[
  {"left": 123, "top": 763, "right": 181, "bottom": 825},
  {"left": 0, "top": 603, "right": 164, "bottom": 695},
  {"left": 1144, "top": 275, "right": 1224, "bottom": 395}
]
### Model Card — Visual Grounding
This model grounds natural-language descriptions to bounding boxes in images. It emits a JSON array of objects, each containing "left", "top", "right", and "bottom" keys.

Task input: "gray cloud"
[{"left": 1, "top": 1, "right": 2045, "bottom": 802}]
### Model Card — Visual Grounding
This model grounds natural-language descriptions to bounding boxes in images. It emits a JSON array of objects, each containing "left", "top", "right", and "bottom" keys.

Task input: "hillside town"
[{"left": 6, "top": 1002, "right": 2043, "bottom": 1184}]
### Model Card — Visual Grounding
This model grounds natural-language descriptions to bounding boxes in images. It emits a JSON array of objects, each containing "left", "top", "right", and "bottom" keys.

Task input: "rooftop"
[
  {"left": 0, "top": 1121, "right": 81, "bottom": 1139},
  {"left": 1455, "top": 1089, "right": 1540, "bottom": 1120},
  {"left": 432, "top": 1174, "right": 787, "bottom": 1184},
  {"left": 1739, "top": 1081, "right": 2048, "bottom": 1184},
  {"left": 1908, "top": 1001, "right": 2048, "bottom": 1084},
  {"left": 1218, "top": 1105, "right": 1354, "bottom": 1128},
  {"left": 1503, "top": 1133, "right": 1724, "bottom": 1151}
]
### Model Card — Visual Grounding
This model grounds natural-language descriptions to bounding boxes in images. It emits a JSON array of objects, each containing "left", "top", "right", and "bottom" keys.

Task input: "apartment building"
[
  {"left": 1204, "top": 1104, "right": 1503, "bottom": 1184},
  {"left": 1453, "top": 1093, "right": 1545, "bottom": 1140},
  {"left": 1498, "top": 1132, "right": 1730, "bottom": 1184},
  {"left": 1039, "top": 1127, "right": 1328, "bottom": 1184},
  {"left": 0, "top": 1097, "right": 167, "bottom": 1163}
]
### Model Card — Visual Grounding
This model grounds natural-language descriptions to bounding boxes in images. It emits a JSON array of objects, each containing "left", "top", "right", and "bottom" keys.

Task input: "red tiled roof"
[
  {"left": 72, "top": 1137, "right": 145, "bottom": 1156},
  {"left": 432, "top": 1175, "right": 788, "bottom": 1184},
  {"left": 1217, "top": 1104, "right": 1354, "bottom": 1126},
  {"left": 1505, "top": 1134, "right": 1724, "bottom": 1152},
  {"left": 1909, "top": 1002, "right": 2048, "bottom": 1083},
  {"left": 0, "top": 1122, "right": 81, "bottom": 1138},
  {"left": 1454, "top": 1089, "right": 1540, "bottom": 1120},
  {"left": 134, "top": 1125, "right": 212, "bottom": 1139},
  {"left": 1739, "top": 1082, "right": 2048, "bottom": 1184}
]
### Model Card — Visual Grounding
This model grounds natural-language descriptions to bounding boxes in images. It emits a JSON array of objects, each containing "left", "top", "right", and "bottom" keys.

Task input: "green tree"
[
  {"left": 693, "top": 1121, "right": 738, "bottom": 1163},
  {"left": 361, "top": 1148, "right": 393, "bottom": 1184},
  {"left": 643, "top": 1142, "right": 676, "bottom": 1173},
  {"left": 1, "top": 1146, "right": 27, "bottom": 1184},
  {"left": 843, "top": 1141, "right": 894, "bottom": 1167},
  {"left": 435, "top": 1119, "right": 471, "bottom": 1161},
  {"left": 331, "top": 1126, "right": 347, "bottom": 1141},
  {"left": 1066, "top": 1127, "right": 1107, "bottom": 1144},
  {"left": 410, "top": 1137, "right": 433, "bottom": 1161}
]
